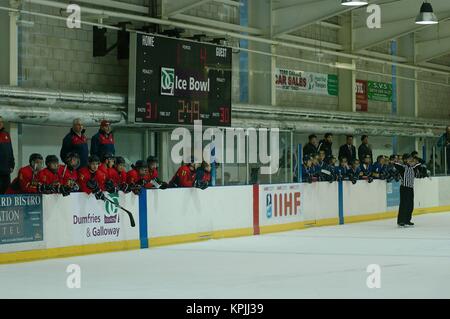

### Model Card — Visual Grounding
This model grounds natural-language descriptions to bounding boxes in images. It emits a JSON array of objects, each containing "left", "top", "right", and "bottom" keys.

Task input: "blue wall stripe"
[
  {"left": 138, "top": 190, "right": 149, "bottom": 249},
  {"left": 338, "top": 181, "right": 344, "bottom": 225}
]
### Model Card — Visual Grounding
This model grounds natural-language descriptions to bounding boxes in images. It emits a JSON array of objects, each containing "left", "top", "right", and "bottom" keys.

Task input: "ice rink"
[{"left": 1, "top": 212, "right": 450, "bottom": 299}]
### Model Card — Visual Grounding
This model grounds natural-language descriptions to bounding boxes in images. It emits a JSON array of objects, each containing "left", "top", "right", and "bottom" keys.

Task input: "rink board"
[
  {"left": 2, "top": 177, "right": 450, "bottom": 264},
  {"left": 0, "top": 193, "right": 140, "bottom": 263},
  {"left": 343, "top": 177, "right": 450, "bottom": 223},
  {"left": 146, "top": 186, "right": 254, "bottom": 247},
  {"left": 257, "top": 183, "right": 340, "bottom": 234}
]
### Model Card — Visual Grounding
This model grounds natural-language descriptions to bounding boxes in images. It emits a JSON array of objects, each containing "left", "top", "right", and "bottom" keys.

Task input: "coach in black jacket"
[
  {"left": 338, "top": 135, "right": 357, "bottom": 164},
  {"left": 303, "top": 134, "right": 318, "bottom": 157},
  {"left": 358, "top": 135, "right": 373, "bottom": 163},
  {"left": 318, "top": 133, "right": 333, "bottom": 158}
]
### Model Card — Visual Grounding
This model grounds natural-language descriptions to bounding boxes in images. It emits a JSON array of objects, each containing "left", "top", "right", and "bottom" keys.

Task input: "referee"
[{"left": 394, "top": 154, "right": 421, "bottom": 227}]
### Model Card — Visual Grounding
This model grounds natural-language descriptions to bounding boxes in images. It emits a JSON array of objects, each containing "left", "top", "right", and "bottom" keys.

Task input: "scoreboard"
[{"left": 129, "top": 33, "right": 232, "bottom": 126}]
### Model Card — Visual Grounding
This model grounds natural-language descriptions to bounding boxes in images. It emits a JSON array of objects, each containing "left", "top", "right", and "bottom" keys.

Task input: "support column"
[
  {"left": 248, "top": 0, "right": 272, "bottom": 106},
  {"left": 337, "top": 12, "right": 355, "bottom": 112},
  {"left": 7, "top": 1, "right": 21, "bottom": 176},
  {"left": 158, "top": 131, "right": 171, "bottom": 182},
  {"left": 397, "top": 34, "right": 417, "bottom": 154},
  {"left": 9, "top": 0, "right": 19, "bottom": 87},
  {"left": 0, "top": 8, "right": 10, "bottom": 84}
]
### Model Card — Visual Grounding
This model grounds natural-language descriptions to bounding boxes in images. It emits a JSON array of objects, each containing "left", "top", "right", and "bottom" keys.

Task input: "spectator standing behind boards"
[
  {"left": 91, "top": 120, "right": 115, "bottom": 160},
  {"left": 358, "top": 135, "right": 373, "bottom": 163},
  {"left": 318, "top": 133, "right": 333, "bottom": 159},
  {"left": 437, "top": 126, "right": 450, "bottom": 174},
  {"left": 338, "top": 135, "right": 357, "bottom": 164},
  {"left": 61, "top": 119, "right": 89, "bottom": 168},
  {"left": 303, "top": 134, "right": 318, "bottom": 157},
  {"left": 0, "top": 116, "right": 15, "bottom": 194}
]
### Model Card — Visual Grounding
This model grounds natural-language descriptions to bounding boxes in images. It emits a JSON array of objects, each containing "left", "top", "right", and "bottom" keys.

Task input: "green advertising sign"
[
  {"left": 368, "top": 81, "right": 392, "bottom": 102},
  {"left": 327, "top": 74, "right": 339, "bottom": 96}
]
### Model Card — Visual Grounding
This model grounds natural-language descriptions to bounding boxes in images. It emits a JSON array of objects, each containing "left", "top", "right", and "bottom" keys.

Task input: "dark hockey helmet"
[
  {"left": 45, "top": 155, "right": 59, "bottom": 166},
  {"left": 115, "top": 156, "right": 126, "bottom": 165},
  {"left": 88, "top": 155, "right": 101, "bottom": 164},
  {"left": 133, "top": 160, "right": 147, "bottom": 170},
  {"left": 146, "top": 156, "right": 158, "bottom": 164},
  {"left": 29, "top": 153, "right": 44, "bottom": 166},
  {"left": 102, "top": 152, "right": 115, "bottom": 162}
]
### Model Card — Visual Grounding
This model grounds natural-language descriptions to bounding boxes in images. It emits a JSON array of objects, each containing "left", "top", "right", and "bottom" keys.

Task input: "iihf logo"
[{"left": 266, "top": 194, "right": 272, "bottom": 219}]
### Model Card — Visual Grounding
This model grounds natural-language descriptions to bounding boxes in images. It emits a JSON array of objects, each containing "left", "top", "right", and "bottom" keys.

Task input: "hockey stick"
[{"left": 103, "top": 196, "right": 136, "bottom": 228}]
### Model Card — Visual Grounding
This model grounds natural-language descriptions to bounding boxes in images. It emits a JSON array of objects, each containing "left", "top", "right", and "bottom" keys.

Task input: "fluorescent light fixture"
[
  {"left": 415, "top": 1, "right": 438, "bottom": 25},
  {"left": 341, "top": 0, "right": 368, "bottom": 6},
  {"left": 332, "top": 62, "right": 356, "bottom": 71}
]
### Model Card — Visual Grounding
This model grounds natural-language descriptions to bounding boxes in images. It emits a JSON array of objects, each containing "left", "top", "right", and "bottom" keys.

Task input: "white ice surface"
[{"left": 1, "top": 212, "right": 450, "bottom": 299}]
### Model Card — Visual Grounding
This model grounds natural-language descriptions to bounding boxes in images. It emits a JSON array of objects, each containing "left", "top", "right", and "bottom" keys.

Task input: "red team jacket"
[
  {"left": 58, "top": 165, "right": 78, "bottom": 187},
  {"left": 6, "top": 166, "right": 39, "bottom": 194},
  {"left": 201, "top": 171, "right": 211, "bottom": 184},
  {"left": 126, "top": 169, "right": 153, "bottom": 188},
  {"left": 37, "top": 167, "right": 60, "bottom": 186},
  {"left": 109, "top": 168, "right": 127, "bottom": 186},
  {"left": 77, "top": 167, "right": 107, "bottom": 194},
  {"left": 171, "top": 165, "right": 196, "bottom": 187}
]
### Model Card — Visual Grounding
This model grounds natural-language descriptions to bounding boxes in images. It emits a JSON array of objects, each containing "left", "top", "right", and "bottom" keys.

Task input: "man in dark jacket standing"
[
  {"left": 0, "top": 116, "right": 15, "bottom": 194},
  {"left": 358, "top": 135, "right": 373, "bottom": 163},
  {"left": 303, "top": 134, "right": 318, "bottom": 157},
  {"left": 338, "top": 135, "right": 357, "bottom": 164},
  {"left": 318, "top": 133, "right": 333, "bottom": 158},
  {"left": 91, "top": 120, "right": 115, "bottom": 160},
  {"left": 61, "top": 118, "right": 89, "bottom": 168}
]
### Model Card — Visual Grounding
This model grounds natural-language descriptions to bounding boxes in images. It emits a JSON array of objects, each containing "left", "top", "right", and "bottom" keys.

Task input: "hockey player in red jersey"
[
  {"left": 127, "top": 160, "right": 153, "bottom": 194},
  {"left": 99, "top": 153, "right": 115, "bottom": 177},
  {"left": 78, "top": 155, "right": 107, "bottom": 196},
  {"left": 99, "top": 153, "right": 120, "bottom": 194},
  {"left": 6, "top": 154, "right": 43, "bottom": 194},
  {"left": 146, "top": 156, "right": 168, "bottom": 189},
  {"left": 194, "top": 161, "right": 211, "bottom": 190},
  {"left": 59, "top": 152, "right": 80, "bottom": 194},
  {"left": 109, "top": 156, "right": 129, "bottom": 193},
  {"left": 37, "top": 155, "right": 67, "bottom": 195},
  {"left": 169, "top": 157, "right": 199, "bottom": 188}
]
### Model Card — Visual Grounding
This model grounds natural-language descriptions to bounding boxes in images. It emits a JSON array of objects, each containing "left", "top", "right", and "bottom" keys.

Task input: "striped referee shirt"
[{"left": 394, "top": 162, "right": 421, "bottom": 188}]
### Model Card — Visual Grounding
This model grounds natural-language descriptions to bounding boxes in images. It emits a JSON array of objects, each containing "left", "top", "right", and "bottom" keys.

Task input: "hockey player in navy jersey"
[
  {"left": 360, "top": 154, "right": 374, "bottom": 183},
  {"left": 302, "top": 155, "right": 317, "bottom": 183}
]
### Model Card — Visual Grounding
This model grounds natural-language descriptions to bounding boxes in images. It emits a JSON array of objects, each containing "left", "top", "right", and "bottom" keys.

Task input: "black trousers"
[
  {"left": 0, "top": 174, "right": 11, "bottom": 194},
  {"left": 398, "top": 185, "right": 414, "bottom": 224}
]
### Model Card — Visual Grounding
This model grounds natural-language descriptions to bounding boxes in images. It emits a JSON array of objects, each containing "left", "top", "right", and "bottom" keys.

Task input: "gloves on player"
[
  {"left": 105, "top": 179, "right": 118, "bottom": 194},
  {"left": 131, "top": 184, "right": 142, "bottom": 195},
  {"left": 87, "top": 179, "right": 99, "bottom": 193},
  {"left": 94, "top": 191, "right": 106, "bottom": 201},
  {"left": 119, "top": 183, "right": 131, "bottom": 193}
]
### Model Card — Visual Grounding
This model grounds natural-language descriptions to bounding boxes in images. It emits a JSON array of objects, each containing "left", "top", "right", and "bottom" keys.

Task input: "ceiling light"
[
  {"left": 341, "top": 0, "right": 368, "bottom": 6},
  {"left": 415, "top": 1, "right": 438, "bottom": 25}
]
